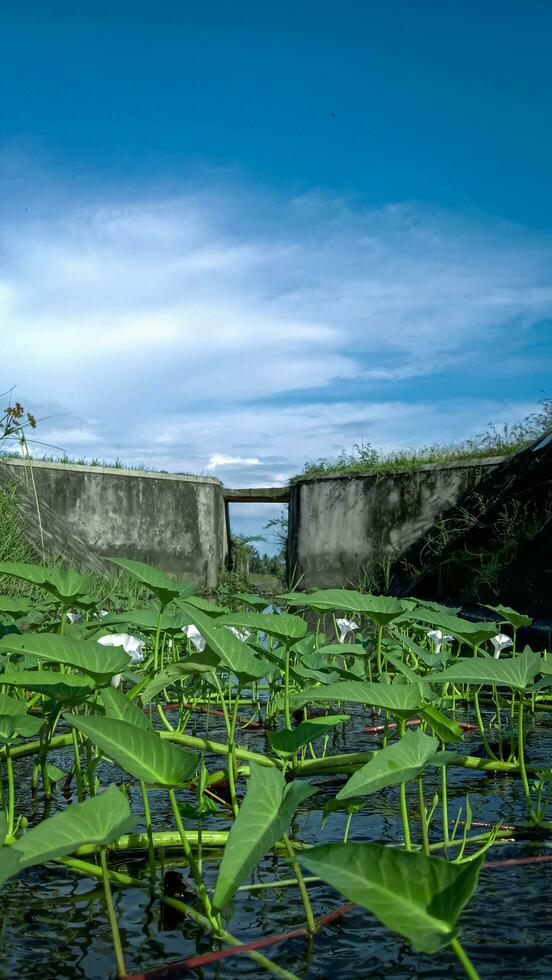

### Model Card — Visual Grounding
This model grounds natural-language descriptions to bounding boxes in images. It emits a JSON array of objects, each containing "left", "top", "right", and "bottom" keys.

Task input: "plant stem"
[
  {"left": 399, "top": 721, "right": 411, "bottom": 850},
  {"left": 71, "top": 727, "right": 84, "bottom": 801},
  {"left": 517, "top": 693, "right": 539, "bottom": 824},
  {"left": 167, "top": 788, "right": 220, "bottom": 932},
  {"left": 100, "top": 849, "right": 127, "bottom": 977},
  {"left": 153, "top": 605, "right": 164, "bottom": 673},
  {"left": 5, "top": 744, "right": 15, "bottom": 836},
  {"left": 441, "top": 747, "right": 450, "bottom": 846},
  {"left": 450, "top": 937, "right": 480, "bottom": 980},
  {"left": 417, "top": 775, "right": 430, "bottom": 855},
  {"left": 284, "top": 645, "right": 292, "bottom": 729},
  {"left": 376, "top": 625, "right": 383, "bottom": 675},
  {"left": 282, "top": 834, "right": 316, "bottom": 935},
  {"left": 140, "top": 781, "right": 156, "bottom": 889},
  {"left": 59, "top": 858, "right": 299, "bottom": 980}
]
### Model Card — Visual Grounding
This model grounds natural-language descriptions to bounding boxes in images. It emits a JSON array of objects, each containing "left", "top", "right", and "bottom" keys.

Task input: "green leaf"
[
  {"left": 104, "top": 558, "right": 194, "bottom": 607},
  {"left": 0, "top": 691, "right": 28, "bottom": 716},
  {"left": 0, "top": 712, "right": 44, "bottom": 741},
  {"left": 418, "top": 705, "right": 464, "bottom": 743},
  {"left": 337, "top": 728, "right": 438, "bottom": 800},
  {"left": 178, "top": 606, "right": 273, "bottom": 680},
  {"left": 278, "top": 589, "right": 404, "bottom": 625},
  {"left": 404, "top": 609, "right": 499, "bottom": 646},
  {"left": 99, "top": 686, "right": 153, "bottom": 732},
  {"left": 483, "top": 604, "right": 532, "bottom": 630},
  {"left": 321, "top": 797, "right": 364, "bottom": 827},
  {"left": 317, "top": 643, "right": 369, "bottom": 657},
  {"left": 0, "top": 633, "right": 129, "bottom": 683},
  {"left": 0, "top": 785, "right": 137, "bottom": 887},
  {"left": 293, "top": 680, "right": 424, "bottom": 714},
  {"left": 429, "top": 648, "right": 542, "bottom": 691},
  {"left": 216, "top": 612, "right": 307, "bottom": 641},
  {"left": 0, "top": 563, "right": 94, "bottom": 603},
  {"left": 0, "top": 596, "right": 32, "bottom": 617},
  {"left": 268, "top": 715, "right": 349, "bottom": 755},
  {"left": 234, "top": 592, "right": 268, "bottom": 609},
  {"left": 213, "top": 764, "right": 317, "bottom": 911},
  {"left": 65, "top": 713, "right": 199, "bottom": 786},
  {"left": 0, "top": 671, "right": 95, "bottom": 702},
  {"left": 46, "top": 764, "right": 66, "bottom": 783},
  {"left": 298, "top": 843, "right": 484, "bottom": 953}
]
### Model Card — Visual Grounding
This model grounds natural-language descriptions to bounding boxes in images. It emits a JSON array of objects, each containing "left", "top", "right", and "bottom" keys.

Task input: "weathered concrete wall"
[
  {"left": 1, "top": 459, "right": 228, "bottom": 587},
  {"left": 287, "top": 457, "right": 504, "bottom": 589}
]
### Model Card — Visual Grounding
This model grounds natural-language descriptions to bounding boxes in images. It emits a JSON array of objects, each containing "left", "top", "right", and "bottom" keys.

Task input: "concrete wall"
[
  {"left": 287, "top": 457, "right": 504, "bottom": 589},
  {"left": 1, "top": 459, "right": 228, "bottom": 588}
]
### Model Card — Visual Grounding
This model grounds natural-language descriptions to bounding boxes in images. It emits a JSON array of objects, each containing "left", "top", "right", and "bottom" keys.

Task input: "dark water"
[{"left": 2, "top": 706, "right": 552, "bottom": 979}]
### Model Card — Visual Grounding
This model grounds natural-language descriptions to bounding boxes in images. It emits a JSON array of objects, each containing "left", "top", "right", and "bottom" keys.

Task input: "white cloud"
[
  {"left": 1, "top": 174, "right": 551, "bottom": 491},
  {"left": 207, "top": 453, "right": 261, "bottom": 469}
]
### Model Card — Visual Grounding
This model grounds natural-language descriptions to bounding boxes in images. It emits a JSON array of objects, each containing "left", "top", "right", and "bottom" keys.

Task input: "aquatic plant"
[{"left": 0, "top": 558, "right": 550, "bottom": 978}]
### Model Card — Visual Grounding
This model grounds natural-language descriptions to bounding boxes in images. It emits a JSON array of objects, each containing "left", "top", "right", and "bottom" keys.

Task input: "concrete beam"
[{"left": 224, "top": 487, "right": 290, "bottom": 503}]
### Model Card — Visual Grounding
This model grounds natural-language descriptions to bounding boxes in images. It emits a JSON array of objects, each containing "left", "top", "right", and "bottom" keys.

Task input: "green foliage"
[
  {"left": 0, "top": 632, "right": 129, "bottom": 683},
  {"left": 337, "top": 729, "right": 438, "bottom": 799},
  {"left": 213, "top": 763, "right": 317, "bottom": 911},
  {"left": 65, "top": 713, "right": 200, "bottom": 785},
  {"left": 0, "top": 785, "right": 136, "bottom": 887},
  {"left": 299, "top": 843, "right": 484, "bottom": 953}
]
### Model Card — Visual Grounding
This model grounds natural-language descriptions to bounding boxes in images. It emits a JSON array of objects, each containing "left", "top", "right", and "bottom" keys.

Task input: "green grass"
[
  {"left": 0, "top": 449, "right": 196, "bottom": 477},
  {"left": 293, "top": 399, "right": 552, "bottom": 481}
]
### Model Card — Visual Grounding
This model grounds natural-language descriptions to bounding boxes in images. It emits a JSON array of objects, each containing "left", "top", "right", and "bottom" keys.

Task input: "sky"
[{"left": 1, "top": 1, "right": 552, "bottom": 551}]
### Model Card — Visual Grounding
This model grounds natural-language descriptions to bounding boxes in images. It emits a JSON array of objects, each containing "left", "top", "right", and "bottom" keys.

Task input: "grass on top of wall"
[
  {"left": 0, "top": 449, "right": 196, "bottom": 477},
  {"left": 293, "top": 399, "right": 552, "bottom": 481}
]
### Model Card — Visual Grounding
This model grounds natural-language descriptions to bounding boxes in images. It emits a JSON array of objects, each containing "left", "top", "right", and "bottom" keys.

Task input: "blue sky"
[{"left": 1, "top": 1, "right": 552, "bottom": 551}]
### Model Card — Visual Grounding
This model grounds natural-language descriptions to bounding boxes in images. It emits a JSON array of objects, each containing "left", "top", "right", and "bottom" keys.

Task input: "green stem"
[
  {"left": 60, "top": 856, "right": 298, "bottom": 980},
  {"left": 473, "top": 691, "right": 498, "bottom": 760},
  {"left": 450, "top": 937, "right": 480, "bottom": 980},
  {"left": 153, "top": 605, "right": 164, "bottom": 673},
  {"left": 140, "top": 781, "right": 156, "bottom": 889},
  {"left": 399, "top": 721, "right": 411, "bottom": 850},
  {"left": 100, "top": 849, "right": 127, "bottom": 977},
  {"left": 71, "top": 727, "right": 84, "bottom": 801},
  {"left": 418, "top": 775, "right": 430, "bottom": 855},
  {"left": 284, "top": 645, "right": 292, "bottom": 729},
  {"left": 517, "top": 693, "right": 539, "bottom": 824},
  {"left": 167, "top": 788, "right": 220, "bottom": 932},
  {"left": 5, "top": 744, "right": 15, "bottom": 837},
  {"left": 376, "top": 625, "right": 383, "bottom": 675},
  {"left": 343, "top": 810, "right": 353, "bottom": 844},
  {"left": 282, "top": 834, "right": 316, "bottom": 935},
  {"left": 441, "top": 746, "right": 450, "bottom": 846}
]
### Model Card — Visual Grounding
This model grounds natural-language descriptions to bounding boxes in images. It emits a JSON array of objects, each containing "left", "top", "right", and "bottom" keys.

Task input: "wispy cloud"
[{"left": 2, "top": 172, "right": 551, "bottom": 488}]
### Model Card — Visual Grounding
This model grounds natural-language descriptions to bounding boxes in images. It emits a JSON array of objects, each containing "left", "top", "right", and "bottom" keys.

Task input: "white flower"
[
  {"left": 225, "top": 626, "right": 251, "bottom": 642},
  {"left": 182, "top": 625, "right": 206, "bottom": 652},
  {"left": 66, "top": 612, "right": 83, "bottom": 624},
  {"left": 97, "top": 633, "right": 145, "bottom": 687},
  {"left": 427, "top": 630, "right": 454, "bottom": 654},
  {"left": 336, "top": 618, "right": 359, "bottom": 644},
  {"left": 490, "top": 633, "right": 513, "bottom": 659}
]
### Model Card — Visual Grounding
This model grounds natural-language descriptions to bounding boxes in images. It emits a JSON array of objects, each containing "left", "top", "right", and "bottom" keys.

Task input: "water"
[{"left": 2, "top": 707, "right": 552, "bottom": 978}]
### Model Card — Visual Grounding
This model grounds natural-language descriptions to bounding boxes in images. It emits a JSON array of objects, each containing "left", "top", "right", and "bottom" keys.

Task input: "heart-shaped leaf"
[
  {"left": 337, "top": 728, "right": 438, "bottom": 800},
  {"left": 298, "top": 843, "right": 483, "bottom": 953},
  {"left": 65, "top": 713, "right": 199, "bottom": 785}
]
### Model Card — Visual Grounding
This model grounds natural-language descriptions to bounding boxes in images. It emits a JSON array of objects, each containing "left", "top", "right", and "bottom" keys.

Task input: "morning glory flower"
[
  {"left": 66, "top": 612, "right": 82, "bottom": 624},
  {"left": 490, "top": 633, "right": 513, "bottom": 659},
  {"left": 336, "top": 618, "right": 359, "bottom": 644},
  {"left": 97, "top": 633, "right": 145, "bottom": 687},
  {"left": 427, "top": 630, "right": 454, "bottom": 654},
  {"left": 182, "top": 625, "right": 206, "bottom": 652}
]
